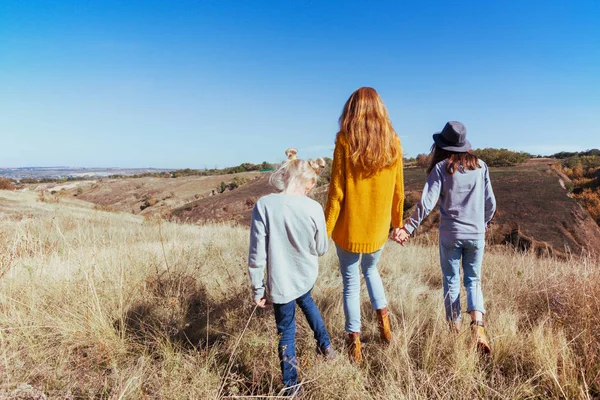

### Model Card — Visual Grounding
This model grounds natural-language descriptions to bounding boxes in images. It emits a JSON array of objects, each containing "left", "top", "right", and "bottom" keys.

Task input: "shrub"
[
  {"left": 0, "top": 178, "right": 15, "bottom": 190},
  {"left": 94, "top": 204, "right": 118, "bottom": 213},
  {"left": 472, "top": 148, "right": 530, "bottom": 167},
  {"left": 415, "top": 153, "right": 431, "bottom": 169},
  {"left": 574, "top": 188, "right": 600, "bottom": 224}
]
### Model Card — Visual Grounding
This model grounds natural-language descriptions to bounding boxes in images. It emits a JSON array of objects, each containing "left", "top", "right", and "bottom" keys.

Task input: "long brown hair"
[
  {"left": 337, "top": 87, "right": 400, "bottom": 172},
  {"left": 427, "top": 144, "right": 481, "bottom": 175}
]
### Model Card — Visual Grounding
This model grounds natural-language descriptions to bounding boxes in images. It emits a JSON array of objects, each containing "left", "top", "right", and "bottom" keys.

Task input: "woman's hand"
[
  {"left": 254, "top": 297, "right": 267, "bottom": 308},
  {"left": 390, "top": 227, "right": 410, "bottom": 246}
]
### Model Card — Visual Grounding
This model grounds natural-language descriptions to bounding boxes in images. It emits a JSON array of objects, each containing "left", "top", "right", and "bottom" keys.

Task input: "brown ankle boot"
[
  {"left": 346, "top": 332, "right": 362, "bottom": 365},
  {"left": 376, "top": 307, "right": 392, "bottom": 344},
  {"left": 471, "top": 320, "right": 491, "bottom": 354}
]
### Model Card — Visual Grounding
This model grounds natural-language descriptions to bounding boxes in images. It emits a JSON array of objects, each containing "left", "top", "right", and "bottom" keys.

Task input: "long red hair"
[{"left": 337, "top": 87, "right": 400, "bottom": 172}]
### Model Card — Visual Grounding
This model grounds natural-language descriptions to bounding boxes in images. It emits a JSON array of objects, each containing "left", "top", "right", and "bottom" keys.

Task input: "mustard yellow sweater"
[{"left": 325, "top": 133, "right": 404, "bottom": 254}]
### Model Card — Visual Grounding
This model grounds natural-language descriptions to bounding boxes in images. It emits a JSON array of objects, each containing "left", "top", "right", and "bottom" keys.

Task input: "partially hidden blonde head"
[
  {"left": 338, "top": 87, "right": 400, "bottom": 172},
  {"left": 269, "top": 148, "right": 326, "bottom": 192}
]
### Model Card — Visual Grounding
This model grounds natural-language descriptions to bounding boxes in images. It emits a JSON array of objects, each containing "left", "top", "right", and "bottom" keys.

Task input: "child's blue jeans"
[
  {"left": 273, "top": 289, "right": 331, "bottom": 388},
  {"left": 439, "top": 238, "right": 486, "bottom": 321},
  {"left": 336, "top": 245, "right": 387, "bottom": 333}
]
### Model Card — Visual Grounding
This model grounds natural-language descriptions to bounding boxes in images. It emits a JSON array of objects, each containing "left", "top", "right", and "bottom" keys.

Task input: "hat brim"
[{"left": 432, "top": 133, "right": 472, "bottom": 152}]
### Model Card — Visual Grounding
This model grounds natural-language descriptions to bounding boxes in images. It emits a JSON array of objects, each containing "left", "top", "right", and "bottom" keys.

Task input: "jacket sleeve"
[
  {"left": 314, "top": 205, "right": 329, "bottom": 256},
  {"left": 391, "top": 153, "right": 405, "bottom": 228},
  {"left": 404, "top": 165, "right": 442, "bottom": 235},
  {"left": 324, "top": 139, "right": 345, "bottom": 237},
  {"left": 484, "top": 164, "right": 497, "bottom": 225},
  {"left": 248, "top": 204, "right": 267, "bottom": 301}
]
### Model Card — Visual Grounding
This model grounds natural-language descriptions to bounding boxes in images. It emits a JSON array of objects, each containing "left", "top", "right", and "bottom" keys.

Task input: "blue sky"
[{"left": 1, "top": 1, "right": 598, "bottom": 168}]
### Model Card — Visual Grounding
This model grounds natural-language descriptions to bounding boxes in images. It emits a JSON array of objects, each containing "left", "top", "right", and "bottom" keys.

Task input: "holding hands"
[{"left": 390, "top": 226, "right": 410, "bottom": 246}]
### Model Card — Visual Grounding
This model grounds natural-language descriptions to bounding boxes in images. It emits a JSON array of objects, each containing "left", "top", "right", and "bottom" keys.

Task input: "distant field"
[{"left": 0, "top": 190, "right": 599, "bottom": 398}]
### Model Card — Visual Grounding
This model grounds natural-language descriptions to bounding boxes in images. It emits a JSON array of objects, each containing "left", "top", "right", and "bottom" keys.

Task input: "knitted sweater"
[{"left": 324, "top": 133, "right": 404, "bottom": 253}]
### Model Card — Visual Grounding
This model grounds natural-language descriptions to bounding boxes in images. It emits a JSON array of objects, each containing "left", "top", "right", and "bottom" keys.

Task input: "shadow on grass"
[{"left": 115, "top": 271, "right": 247, "bottom": 350}]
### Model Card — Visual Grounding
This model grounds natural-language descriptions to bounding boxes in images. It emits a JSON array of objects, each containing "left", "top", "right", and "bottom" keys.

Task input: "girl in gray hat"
[{"left": 393, "top": 121, "right": 496, "bottom": 354}]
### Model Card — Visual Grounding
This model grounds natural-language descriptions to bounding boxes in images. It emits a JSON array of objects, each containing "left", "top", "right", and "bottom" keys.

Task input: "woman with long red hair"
[{"left": 325, "top": 87, "right": 404, "bottom": 364}]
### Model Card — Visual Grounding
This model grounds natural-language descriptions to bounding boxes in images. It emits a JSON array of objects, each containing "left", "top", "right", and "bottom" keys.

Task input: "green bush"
[{"left": 472, "top": 148, "right": 530, "bottom": 167}]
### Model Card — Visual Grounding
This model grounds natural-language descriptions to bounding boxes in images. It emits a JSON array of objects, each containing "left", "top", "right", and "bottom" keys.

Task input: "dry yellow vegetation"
[{"left": 0, "top": 190, "right": 599, "bottom": 399}]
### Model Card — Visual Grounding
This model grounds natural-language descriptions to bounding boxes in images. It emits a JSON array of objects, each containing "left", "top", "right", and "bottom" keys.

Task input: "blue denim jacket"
[{"left": 405, "top": 159, "right": 496, "bottom": 240}]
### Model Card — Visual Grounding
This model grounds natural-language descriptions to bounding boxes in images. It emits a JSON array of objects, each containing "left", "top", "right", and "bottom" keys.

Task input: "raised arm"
[
  {"left": 404, "top": 165, "right": 443, "bottom": 235},
  {"left": 324, "top": 138, "right": 346, "bottom": 237},
  {"left": 483, "top": 164, "right": 497, "bottom": 225},
  {"left": 248, "top": 204, "right": 268, "bottom": 302}
]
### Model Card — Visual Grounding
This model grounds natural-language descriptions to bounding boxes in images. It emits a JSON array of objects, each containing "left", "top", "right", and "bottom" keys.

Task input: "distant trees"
[
  {"left": 404, "top": 148, "right": 530, "bottom": 169},
  {"left": 415, "top": 154, "right": 431, "bottom": 169},
  {"left": 472, "top": 148, "right": 530, "bottom": 167},
  {"left": 552, "top": 149, "right": 600, "bottom": 159},
  {"left": 171, "top": 162, "right": 275, "bottom": 178}
]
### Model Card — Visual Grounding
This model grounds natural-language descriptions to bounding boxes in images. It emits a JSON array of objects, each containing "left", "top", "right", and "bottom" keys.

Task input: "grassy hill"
[
  {"left": 34, "top": 171, "right": 261, "bottom": 217},
  {"left": 1, "top": 190, "right": 599, "bottom": 398}
]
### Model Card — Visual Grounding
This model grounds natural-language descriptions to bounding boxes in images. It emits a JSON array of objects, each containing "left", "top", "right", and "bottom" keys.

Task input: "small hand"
[
  {"left": 254, "top": 297, "right": 267, "bottom": 308},
  {"left": 391, "top": 227, "right": 410, "bottom": 246}
]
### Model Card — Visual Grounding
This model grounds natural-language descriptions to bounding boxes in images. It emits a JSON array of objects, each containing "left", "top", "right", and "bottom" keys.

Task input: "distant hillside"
[
  {"left": 40, "top": 171, "right": 261, "bottom": 216},
  {"left": 167, "top": 158, "right": 600, "bottom": 257},
  {"left": 37, "top": 158, "right": 600, "bottom": 257},
  {"left": 169, "top": 174, "right": 275, "bottom": 225}
]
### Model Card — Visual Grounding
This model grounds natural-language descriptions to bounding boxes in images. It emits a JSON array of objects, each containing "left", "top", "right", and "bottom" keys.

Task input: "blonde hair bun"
[
  {"left": 285, "top": 148, "right": 298, "bottom": 160},
  {"left": 309, "top": 158, "right": 327, "bottom": 174}
]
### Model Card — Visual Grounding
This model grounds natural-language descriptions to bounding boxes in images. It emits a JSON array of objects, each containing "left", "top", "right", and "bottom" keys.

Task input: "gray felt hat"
[{"left": 432, "top": 121, "right": 471, "bottom": 152}]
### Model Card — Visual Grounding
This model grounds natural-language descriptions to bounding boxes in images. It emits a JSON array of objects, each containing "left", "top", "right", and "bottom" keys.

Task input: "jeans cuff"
[
  {"left": 466, "top": 307, "right": 486, "bottom": 314},
  {"left": 371, "top": 298, "right": 388, "bottom": 311}
]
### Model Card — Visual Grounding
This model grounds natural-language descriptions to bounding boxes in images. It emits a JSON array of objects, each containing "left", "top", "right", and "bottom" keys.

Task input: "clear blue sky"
[{"left": 1, "top": 1, "right": 598, "bottom": 168}]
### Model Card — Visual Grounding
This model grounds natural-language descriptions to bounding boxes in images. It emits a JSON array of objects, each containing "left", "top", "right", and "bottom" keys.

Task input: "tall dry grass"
[{"left": 0, "top": 190, "right": 599, "bottom": 399}]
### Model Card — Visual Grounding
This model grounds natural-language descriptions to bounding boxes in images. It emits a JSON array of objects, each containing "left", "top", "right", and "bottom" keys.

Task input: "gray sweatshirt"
[
  {"left": 405, "top": 159, "right": 496, "bottom": 240},
  {"left": 248, "top": 193, "right": 328, "bottom": 304}
]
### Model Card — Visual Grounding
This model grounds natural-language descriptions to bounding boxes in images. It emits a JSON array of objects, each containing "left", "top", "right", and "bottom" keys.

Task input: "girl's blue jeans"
[
  {"left": 439, "top": 237, "right": 486, "bottom": 322},
  {"left": 273, "top": 289, "right": 331, "bottom": 388},
  {"left": 336, "top": 245, "right": 387, "bottom": 333}
]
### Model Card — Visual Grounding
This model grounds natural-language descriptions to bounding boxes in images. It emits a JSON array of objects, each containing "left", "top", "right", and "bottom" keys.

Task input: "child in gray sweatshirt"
[
  {"left": 248, "top": 148, "right": 334, "bottom": 395},
  {"left": 394, "top": 121, "right": 496, "bottom": 354}
]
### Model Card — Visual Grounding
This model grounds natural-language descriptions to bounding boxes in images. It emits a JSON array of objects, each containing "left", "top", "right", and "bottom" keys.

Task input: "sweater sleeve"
[
  {"left": 314, "top": 205, "right": 329, "bottom": 256},
  {"left": 391, "top": 155, "right": 405, "bottom": 228},
  {"left": 248, "top": 203, "right": 267, "bottom": 301},
  {"left": 404, "top": 165, "right": 442, "bottom": 235},
  {"left": 483, "top": 164, "right": 497, "bottom": 225},
  {"left": 324, "top": 139, "right": 345, "bottom": 237}
]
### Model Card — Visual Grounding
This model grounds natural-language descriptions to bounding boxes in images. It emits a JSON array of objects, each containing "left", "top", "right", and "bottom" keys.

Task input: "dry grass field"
[{"left": 1, "top": 190, "right": 599, "bottom": 399}]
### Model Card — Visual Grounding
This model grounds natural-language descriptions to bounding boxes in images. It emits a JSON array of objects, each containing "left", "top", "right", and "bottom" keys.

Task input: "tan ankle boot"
[
  {"left": 346, "top": 332, "right": 362, "bottom": 365},
  {"left": 376, "top": 307, "right": 392, "bottom": 344},
  {"left": 471, "top": 320, "right": 491, "bottom": 354}
]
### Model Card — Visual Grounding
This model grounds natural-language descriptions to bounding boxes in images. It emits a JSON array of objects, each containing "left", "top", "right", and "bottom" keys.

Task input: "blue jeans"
[
  {"left": 273, "top": 289, "right": 331, "bottom": 388},
  {"left": 336, "top": 245, "right": 387, "bottom": 333},
  {"left": 439, "top": 238, "right": 486, "bottom": 322}
]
